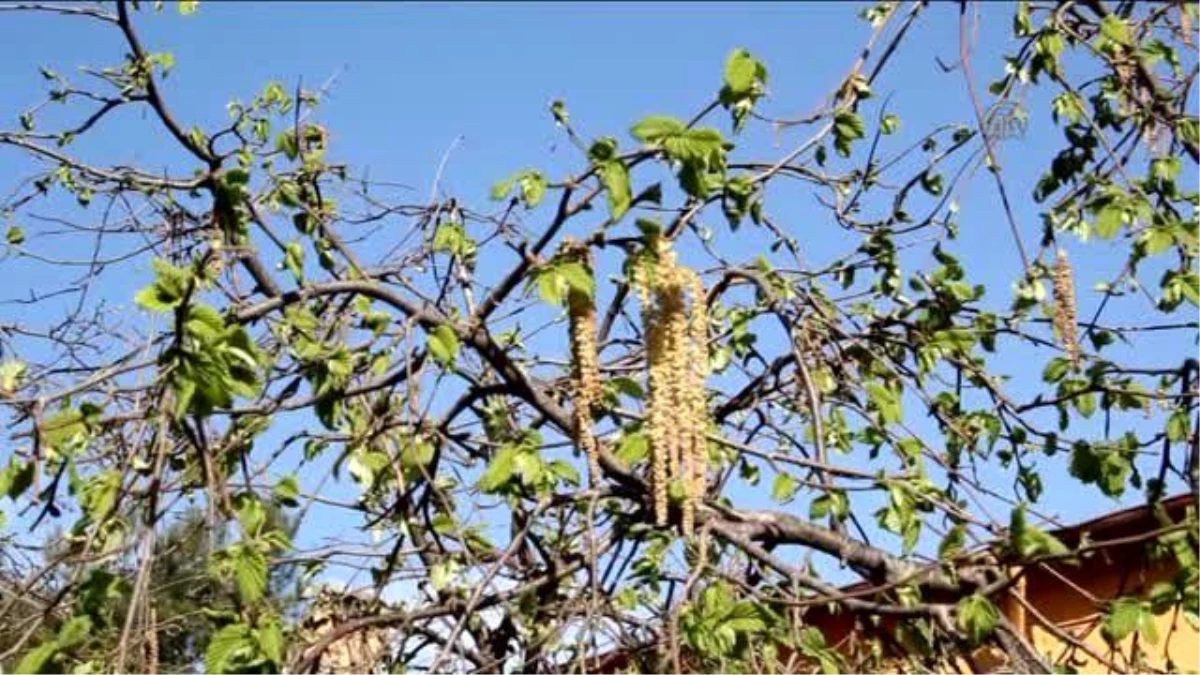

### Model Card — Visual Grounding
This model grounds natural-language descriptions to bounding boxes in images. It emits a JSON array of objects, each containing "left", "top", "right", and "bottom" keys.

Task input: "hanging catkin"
[
  {"left": 683, "top": 269, "right": 709, "bottom": 527},
  {"left": 566, "top": 246, "right": 603, "bottom": 486},
  {"left": 634, "top": 240, "right": 710, "bottom": 536},
  {"left": 1052, "top": 248, "right": 1080, "bottom": 367},
  {"left": 644, "top": 291, "right": 671, "bottom": 526}
]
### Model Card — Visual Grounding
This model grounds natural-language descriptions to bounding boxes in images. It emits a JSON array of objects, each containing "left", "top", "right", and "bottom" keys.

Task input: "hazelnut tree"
[{"left": 0, "top": 1, "right": 1196, "bottom": 673}]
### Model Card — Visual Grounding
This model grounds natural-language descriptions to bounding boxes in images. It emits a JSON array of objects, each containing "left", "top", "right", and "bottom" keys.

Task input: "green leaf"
[
  {"left": 1094, "top": 204, "right": 1125, "bottom": 239},
  {"left": 283, "top": 241, "right": 305, "bottom": 284},
  {"left": 205, "top": 623, "right": 257, "bottom": 674},
  {"left": 277, "top": 130, "right": 299, "bottom": 160},
  {"left": 428, "top": 324, "right": 460, "bottom": 368},
  {"left": 1042, "top": 357, "right": 1071, "bottom": 383},
  {"left": 400, "top": 439, "right": 435, "bottom": 483},
  {"left": 559, "top": 262, "right": 595, "bottom": 299},
  {"left": 920, "top": 171, "right": 944, "bottom": 196},
  {"left": 16, "top": 641, "right": 61, "bottom": 675},
  {"left": 0, "top": 360, "right": 27, "bottom": 394},
  {"left": 719, "top": 49, "right": 768, "bottom": 132},
  {"left": 771, "top": 473, "right": 798, "bottom": 503},
  {"left": 598, "top": 160, "right": 632, "bottom": 221},
  {"left": 43, "top": 409, "right": 87, "bottom": 452},
  {"left": 490, "top": 175, "right": 516, "bottom": 201},
  {"left": 1103, "top": 597, "right": 1158, "bottom": 644},
  {"left": 1099, "top": 14, "right": 1131, "bottom": 46},
  {"left": 6, "top": 226, "right": 25, "bottom": 245},
  {"left": 534, "top": 260, "right": 594, "bottom": 307},
  {"left": 867, "top": 381, "right": 903, "bottom": 424},
  {"left": 723, "top": 48, "right": 760, "bottom": 96},
  {"left": 1139, "top": 226, "right": 1175, "bottom": 256},
  {"left": 433, "top": 220, "right": 475, "bottom": 257},
  {"left": 431, "top": 559, "right": 460, "bottom": 592},
  {"left": 79, "top": 470, "right": 121, "bottom": 521},
  {"left": 1069, "top": 442, "right": 1131, "bottom": 497},
  {"left": 722, "top": 602, "right": 767, "bottom": 634},
  {"left": 1150, "top": 157, "right": 1182, "bottom": 183},
  {"left": 1010, "top": 504, "right": 1070, "bottom": 559},
  {"left": 616, "top": 430, "right": 649, "bottom": 465},
  {"left": 833, "top": 110, "right": 866, "bottom": 157},
  {"left": 1, "top": 458, "right": 34, "bottom": 500},
  {"left": 610, "top": 376, "right": 644, "bottom": 400},
  {"left": 809, "top": 491, "right": 847, "bottom": 521},
  {"left": 256, "top": 619, "right": 285, "bottom": 667},
  {"left": 631, "top": 116, "right": 687, "bottom": 143},
  {"left": 273, "top": 475, "right": 300, "bottom": 507},
  {"left": 56, "top": 616, "right": 93, "bottom": 649},
  {"left": 957, "top": 594, "right": 999, "bottom": 644},
  {"left": 178, "top": 0, "right": 200, "bottom": 15},
  {"left": 232, "top": 544, "right": 268, "bottom": 605},
  {"left": 550, "top": 99, "right": 569, "bottom": 126},
  {"left": 520, "top": 172, "right": 547, "bottom": 208},
  {"left": 881, "top": 114, "right": 900, "bottom": 135},
  {"left": 547, "top": 459, "right": 580, "bottom": 487},
  {"left": 939, "top": 524, "right": 967, "bottom": 560},
  {"left": 135, "top": 258, "right": 193, "bottom": 313},
  {"left": 588, "top": 137, "right": 618, "bottom": 162},
  {"left": 491, "top": 170, "right": 548, "bottom": 209},
  {"left": 1167, "top": 411, "right": 1190, "bottom": 443},
  {"left": 1052, "top": 92, "right": 1086, "bottom": 124},
  {"left": 1074, "top": 390, "right": 1097, "bottom": 418},
  {"left": 535, "top": 267, "right": 566, "bottom": 306},
  {"left": 479, "top": 445, "right": 518, "bottom": 493}
]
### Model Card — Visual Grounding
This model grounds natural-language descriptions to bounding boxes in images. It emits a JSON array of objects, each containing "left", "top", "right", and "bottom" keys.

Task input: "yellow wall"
[
  {"left": 1011, "top": 553, "right": 1198, "bottom": 673},
  {"left": 803, "top": 541, "right": 1198, "bottom": 673}
]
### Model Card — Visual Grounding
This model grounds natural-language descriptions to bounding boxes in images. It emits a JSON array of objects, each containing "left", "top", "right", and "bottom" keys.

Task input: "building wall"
[
  {"left": 799, "top": 535, "right": 1199, "bottom": 673},
  {"left": 1014, "top": 548, "right": 1197, "bottom": 673}
]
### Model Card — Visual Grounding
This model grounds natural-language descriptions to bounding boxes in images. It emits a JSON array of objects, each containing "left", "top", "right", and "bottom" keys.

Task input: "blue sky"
[{"left": 0, "top": 2, "right": 1194, "bottom": 591}]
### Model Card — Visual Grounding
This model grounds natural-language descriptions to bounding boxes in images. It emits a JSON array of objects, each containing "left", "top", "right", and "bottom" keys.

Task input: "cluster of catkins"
[
  {"left": 566, "top": 238, "right": 711, "bottom": 535},
  {"left": 1052, "top": 248, "right": 1080, "bottom": 367},
  {"left": 634, "top": 239, "right": 710, "bottom": 536}
]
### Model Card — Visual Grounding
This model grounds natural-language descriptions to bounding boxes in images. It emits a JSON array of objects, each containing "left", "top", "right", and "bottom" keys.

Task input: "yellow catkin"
[
  {"left": 635, "top": 240, "right": 709, "bottom": 536},
  {"left": 1052, "top": 249, "right": 1080, "bottom": 367},
  {"left": 684, "top": 270, "right": 709, "bottom": 524},
  {"left": 569, "top": 292, "right": 601, "bottom": 486},
  {"left": 565, "top": 244, "right": 603, "bottom": 486},
  {"left": 664, "top": 277, "right": 690, "bottom": 534},
  {"left": 646, "top": 303, "right": 670, "bottom": 526}
]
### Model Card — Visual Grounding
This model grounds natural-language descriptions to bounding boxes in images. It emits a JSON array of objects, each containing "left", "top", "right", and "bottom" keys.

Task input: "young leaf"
[
  {"left": 0, "top": 360, "right": 27, "bottom": 394},
  {"left": 205, "top": 623, "right": 257, "bottom": 674},
  {"left": 428, "top": 324, "right": 460, "bottom": 368},
  {"left": 232, "top": 544, "right": 268, "bottom": 605},
  {"left": 1103, "top": 597, "right": 1158, "bottom": 645},
  {"left": 283, "top": 241, "right": 305, "bottom": 284},
  {"left": 257, "top": 618, "right": 285, "bottom": 667},
  {"left": 16, "top": 641, "right": 61, "bottom": 675},
  {"left": 273, "top": 475, "right": 301, "bottom": 507},
  {"left": 771, "top": 473, "right": 798, "bottom": 503},
  {"left": 1167, "top": 411, "right": 1190, "bottom": 443},
  {"left": 833, "top": 110, "right": 866, "bottom": 157},
  {"left": 631, "top": 116, "right": 687, "bottom": 143},
  {"left": 5, "top": 226, "right": 24, "bottom": 245},
  {"left": 598, "top": 160, "right": 632, "bottom": 221},
  {"left": 956, "top": 594, "right": 1000, "bottom": 644},
  {"left": 491, "top": 170, "right": 548, "bottom": 209},
  {"left": 479, "top": 445, "right": 518, "bottom": 493}
]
